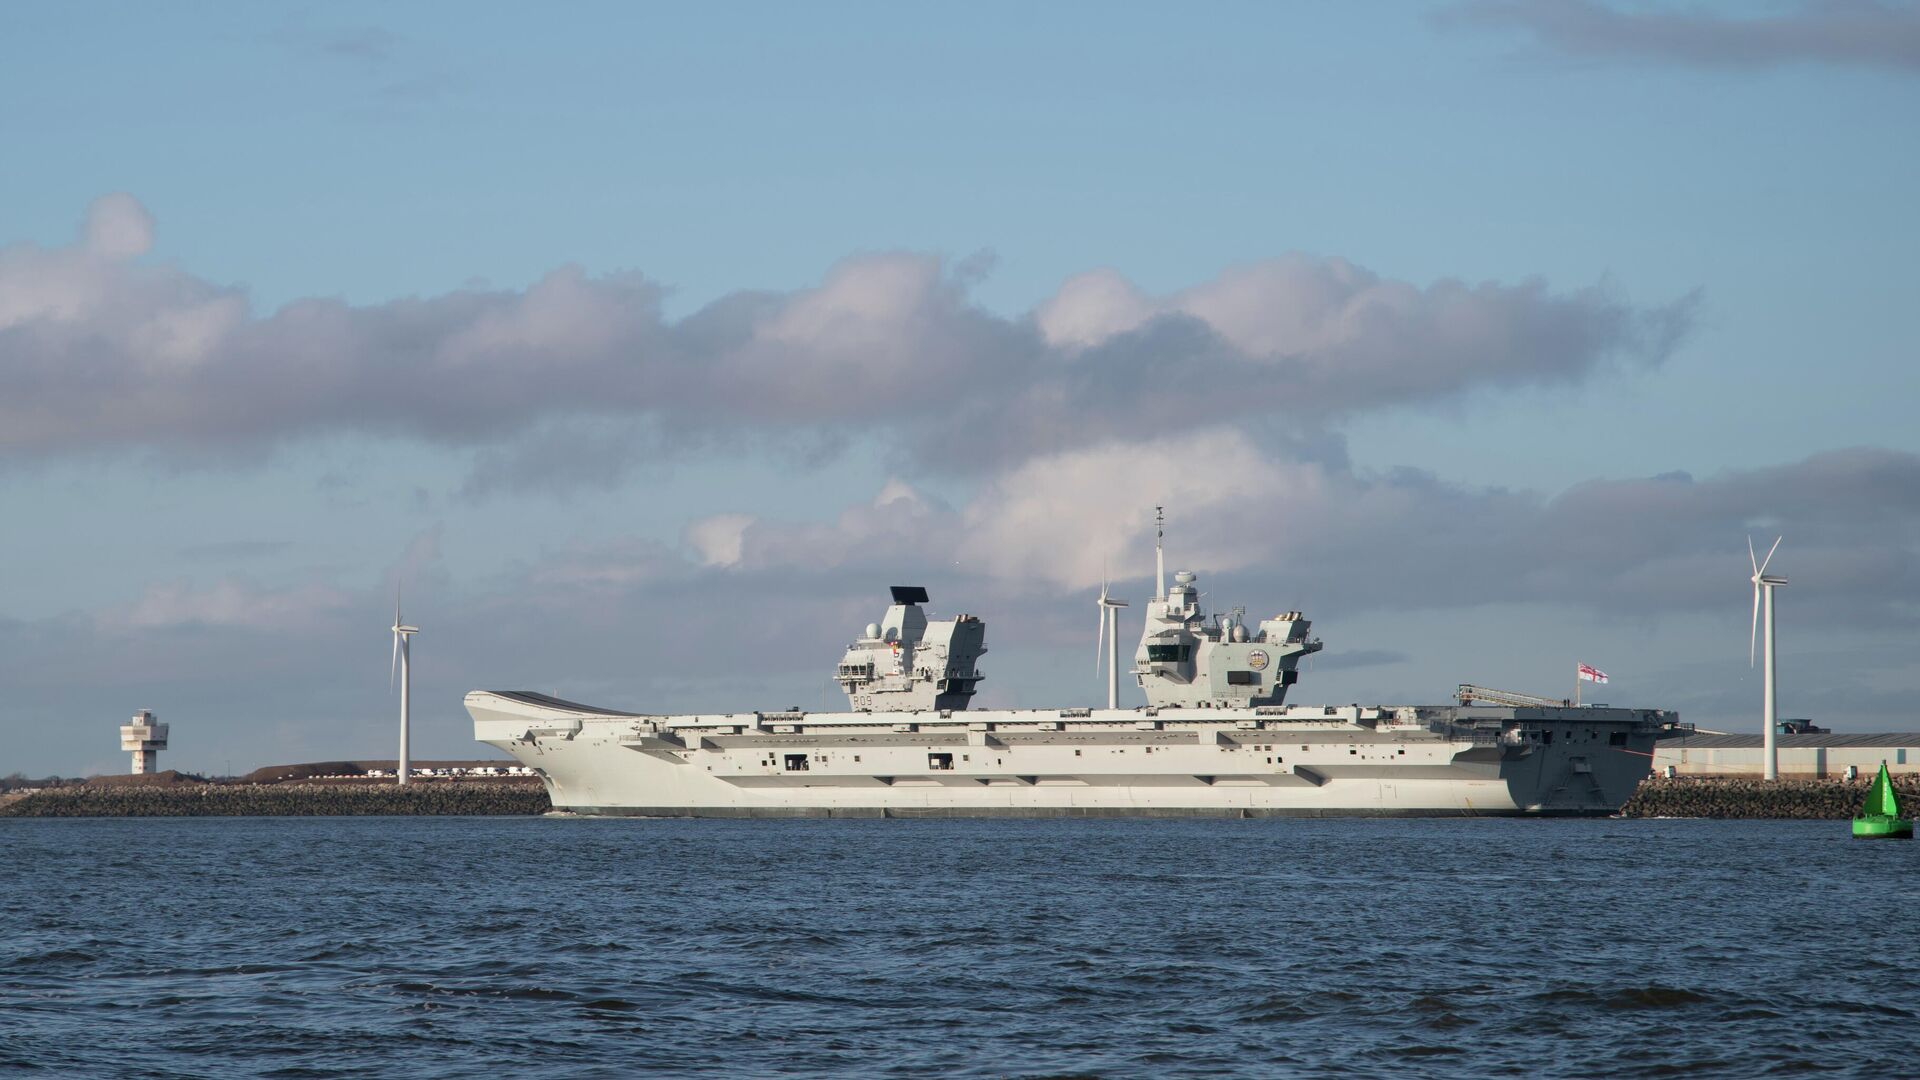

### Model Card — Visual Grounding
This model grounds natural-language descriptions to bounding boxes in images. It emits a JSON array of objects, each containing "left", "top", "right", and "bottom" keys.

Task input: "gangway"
[{"left": 1456, "top": 684, "right": 1572, "bottom": 708}]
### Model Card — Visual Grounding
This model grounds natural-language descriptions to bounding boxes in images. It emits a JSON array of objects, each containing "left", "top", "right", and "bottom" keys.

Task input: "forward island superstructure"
[{"left": 469, "top": 527, "right": 1677, "bottom": 817}]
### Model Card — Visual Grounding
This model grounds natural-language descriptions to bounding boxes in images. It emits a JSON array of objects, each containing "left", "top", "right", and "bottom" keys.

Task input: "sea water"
[{"left": 3, "top": 817, "right": 1915, "bottom": 1077}]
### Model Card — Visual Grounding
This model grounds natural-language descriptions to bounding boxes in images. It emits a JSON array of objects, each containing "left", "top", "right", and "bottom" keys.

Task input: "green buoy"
[{"left": 1852, "top": 761, "right": 1913, "bottom": 840}]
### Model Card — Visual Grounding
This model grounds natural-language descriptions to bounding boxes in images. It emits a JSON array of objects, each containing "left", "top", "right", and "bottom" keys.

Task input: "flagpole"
[{"left": 1574, "top": 663, "right": 1581, "bottom": 707}]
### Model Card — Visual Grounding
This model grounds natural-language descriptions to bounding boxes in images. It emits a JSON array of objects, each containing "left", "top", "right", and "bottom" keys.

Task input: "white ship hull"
[{"left": 469, "top": 691, "right": 1669, "bottom": 818}]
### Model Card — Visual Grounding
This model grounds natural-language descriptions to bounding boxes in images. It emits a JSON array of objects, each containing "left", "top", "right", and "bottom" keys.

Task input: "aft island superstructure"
[{"left": 470, "top": 526, "right": 1678, "bottom": 817}]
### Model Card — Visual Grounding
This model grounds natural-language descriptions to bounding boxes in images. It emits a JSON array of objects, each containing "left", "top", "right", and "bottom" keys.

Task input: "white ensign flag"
[{"left": 1577, "top": 663, "right": 1609, "bottom": 684}]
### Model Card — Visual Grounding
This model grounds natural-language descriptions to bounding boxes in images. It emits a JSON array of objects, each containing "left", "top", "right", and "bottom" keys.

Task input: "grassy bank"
[
  {"left": 0, "top": 780, "right": 550, "bottom": 818},
  {"left": 1621, "top": 775, "right": 1920, "bottom": 819}
]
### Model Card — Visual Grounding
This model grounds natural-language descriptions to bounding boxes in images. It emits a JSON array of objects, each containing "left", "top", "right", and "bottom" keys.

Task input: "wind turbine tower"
[
  {"left": 391, "top": 598, "right": 420, "bottom": 786},
  {"left": 1748, "top": 537, "right": 1788, "bottom": 782},
  {"left": 1096, "top": 581, "right": 1129, "bottom": 709}
]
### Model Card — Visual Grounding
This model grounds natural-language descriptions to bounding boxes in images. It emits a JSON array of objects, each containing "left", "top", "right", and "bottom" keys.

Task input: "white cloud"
[
  {"left": 960, "top": 433, "right": 1327, "bottom": 588},
  {"left": 82, "top": 193, "right": 154, "bottom": 260},
  {"left": 684, "top": 513, "right": 755, "bottom": 567},
  {"left": 108, "top": 578, "right": 354, "bottom": 632},
  {"left": 1441, "top": 0, "right": 1920, "bottom": 73},
  {"left": 1034, "top": 268, "right": 1158, "bottom": 348}
]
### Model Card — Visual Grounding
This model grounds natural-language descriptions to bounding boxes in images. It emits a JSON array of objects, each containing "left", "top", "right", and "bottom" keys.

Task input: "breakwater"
[
  {"left": 0, "top": 780, "right": 550, "bottom": 818},
  {"left": 12, "top": 776, "right": 1910, "bottom": 820},
  {"left": 1621, "top": 775, "right": 1920, "bottom": 819}
]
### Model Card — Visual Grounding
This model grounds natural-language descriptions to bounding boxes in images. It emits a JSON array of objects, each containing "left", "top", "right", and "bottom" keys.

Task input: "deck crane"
[{"left": 1455, "top": 684, "right": 1573, "bottom": 708}]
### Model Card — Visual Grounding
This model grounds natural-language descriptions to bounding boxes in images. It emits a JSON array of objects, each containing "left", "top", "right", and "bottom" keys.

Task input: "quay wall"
[
  {"left": 0, "top": 780, "right": 550, "bottom": 818},
  {"left": 1621, "top": 775, "right": 1919, "bottom": 820}
]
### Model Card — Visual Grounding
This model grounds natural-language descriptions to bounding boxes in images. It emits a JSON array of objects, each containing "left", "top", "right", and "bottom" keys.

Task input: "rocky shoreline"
[
  {"left": 0, "top": 780, "right": 550, "bottom": 818},
  {"left": 1620, "top": 775, "right": 1920, "bottom": 819}
]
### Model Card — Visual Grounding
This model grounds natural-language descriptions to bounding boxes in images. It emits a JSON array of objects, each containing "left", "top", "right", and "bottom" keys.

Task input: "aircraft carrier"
[{"left": 468, "top": 529, "right": 1678, "bottom": 817}]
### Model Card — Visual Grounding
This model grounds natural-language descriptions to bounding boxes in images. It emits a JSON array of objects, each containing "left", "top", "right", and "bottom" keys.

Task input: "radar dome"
[
  {"left": 1174, "top": 570, "right": 1197, "bottom": 585},
  {"left": 865, "top": 623, "right": 881, "bottom": 640}
]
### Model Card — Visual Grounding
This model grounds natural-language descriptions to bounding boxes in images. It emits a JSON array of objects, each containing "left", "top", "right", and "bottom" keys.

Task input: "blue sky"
[{"left": 3, "top": 1, "right": 1918, "bottom": 776}]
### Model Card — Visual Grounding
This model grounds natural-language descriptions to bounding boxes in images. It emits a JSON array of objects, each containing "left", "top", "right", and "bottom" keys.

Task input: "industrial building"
[{"left": 1654, "top": 732, "right": 1920, "bottom": 779}]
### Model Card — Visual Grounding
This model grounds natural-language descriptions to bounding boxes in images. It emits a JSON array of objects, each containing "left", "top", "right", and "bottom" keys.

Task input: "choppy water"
[{"left": 3, "top": 817, "right": 1916, "bottom": 1077}]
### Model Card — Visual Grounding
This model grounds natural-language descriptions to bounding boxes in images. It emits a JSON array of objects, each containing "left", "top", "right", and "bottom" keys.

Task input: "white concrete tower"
[{"left": 119, "top": 710, "right": 169, "bottom": 774}]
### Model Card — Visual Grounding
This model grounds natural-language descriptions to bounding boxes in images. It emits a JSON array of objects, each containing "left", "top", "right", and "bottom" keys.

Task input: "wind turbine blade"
[
  {"left": 1748, "top": 535, "right": 1758, "bottom": 576},
  {"left": 1096, "top": 606, "right": 1106, "bottom": 675},
  {"left": 1750, "top": 584, "right": 1760, "bottom": 668},
  {"left": 1759, "top": 536, "right": 1781, "bottom": 577}
]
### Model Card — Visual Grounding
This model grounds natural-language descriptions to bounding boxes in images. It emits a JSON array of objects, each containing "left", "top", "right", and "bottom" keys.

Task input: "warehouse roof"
[{"left": 1662, "top": 733, "right": 1920, "bottom": 749}]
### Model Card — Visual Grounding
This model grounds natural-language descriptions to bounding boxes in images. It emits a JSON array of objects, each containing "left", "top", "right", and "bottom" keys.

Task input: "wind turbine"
[
  {"left": 1096, "top": 578, "right": 1129, "bottom": 709},
  {"left": 391, "top": 593, "right": 420, "bottom": 786},
  {"left": 1748, "top": 536, "right": 1787, "bottom": 782}
]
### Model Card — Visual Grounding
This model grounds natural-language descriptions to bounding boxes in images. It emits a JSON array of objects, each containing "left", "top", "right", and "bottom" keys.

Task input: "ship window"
[
  {"left": 928, "top": 752, "right": 954, "bottom": 770},
  {"left": 854, "top": 755, "right": 862, "bottom": 762},
  {"left": 1227, "top": 671, "right": 1258, "bottom": 685},
  {"left": 1146, "top": 644, "right": 1182, "bottom": 662},
  {"left": 783, "top": 754, "right": 809, "bottom": 772},
  {"left": 1609, "top": 732, "right": 1627, "bottom": 746},
  {"left": 1074, "top": 749, "right": 1082, "bottom": 757}
]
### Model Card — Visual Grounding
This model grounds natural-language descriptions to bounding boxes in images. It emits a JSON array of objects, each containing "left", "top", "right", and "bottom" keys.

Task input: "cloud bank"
[
  {"left": 585, "top": 436, "right": 1920, "bottom": 627},
  {"left": 1, "top": 196, "right": 1692, "bottom": 481},
  {"left": 1442, "top": 0, "right": 1920, "bottom": 72},
  {"left": 8, "top": 438, "right": 1917, "bottom": 775}
]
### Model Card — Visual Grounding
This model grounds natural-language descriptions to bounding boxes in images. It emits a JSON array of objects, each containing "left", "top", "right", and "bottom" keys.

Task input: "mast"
[{"left": 1154, "top": 505, "right": 1165, "bottom": 600}]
